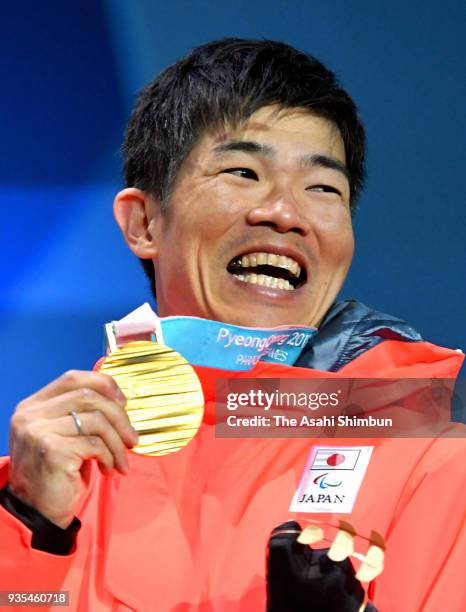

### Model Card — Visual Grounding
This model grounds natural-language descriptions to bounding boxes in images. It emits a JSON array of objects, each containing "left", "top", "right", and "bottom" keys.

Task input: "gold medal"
[{"left": 99, "top": 341, "right": 204, "bottom": 456}]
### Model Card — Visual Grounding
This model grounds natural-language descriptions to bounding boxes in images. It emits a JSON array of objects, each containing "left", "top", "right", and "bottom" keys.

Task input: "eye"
[
  {"left": 308, "top": 184, "right": 341, "bottom": 195},
  {"left": 221, "top": 167, "right": 259, "bottom": 181}
]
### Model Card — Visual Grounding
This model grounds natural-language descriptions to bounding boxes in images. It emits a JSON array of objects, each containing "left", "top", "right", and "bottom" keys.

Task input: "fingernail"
[{"left": 130, "top": 427, "right": 139, "bottom": 444}]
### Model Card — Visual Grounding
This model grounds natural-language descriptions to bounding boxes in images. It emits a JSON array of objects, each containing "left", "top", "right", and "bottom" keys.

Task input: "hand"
[
  {"left": 8, "top": 370, "right": 138, "bottom": 528},
  {"left": 266, "top": 521, "right": 365, "bottom": 612}
]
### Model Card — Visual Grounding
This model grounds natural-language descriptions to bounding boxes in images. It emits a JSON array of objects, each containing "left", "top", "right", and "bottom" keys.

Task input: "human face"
[{"left": 151, "top": 106, "right": 354, "bottom": 328}]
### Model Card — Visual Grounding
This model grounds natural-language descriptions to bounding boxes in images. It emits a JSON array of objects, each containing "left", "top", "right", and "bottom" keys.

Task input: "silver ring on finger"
[{"left": 70, "top": 410, "right": 84, "bottom": 436}]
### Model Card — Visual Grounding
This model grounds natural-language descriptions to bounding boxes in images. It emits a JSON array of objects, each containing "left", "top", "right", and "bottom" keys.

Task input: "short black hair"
[{"left": 123, "top": 38, "right": 366, "bottom": 296}]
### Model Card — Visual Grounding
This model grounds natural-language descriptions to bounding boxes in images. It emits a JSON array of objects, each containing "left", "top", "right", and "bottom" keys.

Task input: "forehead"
[{"left": 209, "top": 105, "right": 346, "bottom": 162}]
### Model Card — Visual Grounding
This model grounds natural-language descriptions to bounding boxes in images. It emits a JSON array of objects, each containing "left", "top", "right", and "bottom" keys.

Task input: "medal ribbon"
[{"left": 107, "top": 303, "right": 316, "bottom": 371}]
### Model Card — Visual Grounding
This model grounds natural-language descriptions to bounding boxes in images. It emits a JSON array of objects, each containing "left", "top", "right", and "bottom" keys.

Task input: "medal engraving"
[{"left": 100, "top": 341, "right": 204, "bottom": 456}]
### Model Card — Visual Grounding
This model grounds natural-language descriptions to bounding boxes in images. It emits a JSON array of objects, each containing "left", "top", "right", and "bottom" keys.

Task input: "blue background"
[{"left": 1, "top": 1, "right": 465, "bottom": 454}]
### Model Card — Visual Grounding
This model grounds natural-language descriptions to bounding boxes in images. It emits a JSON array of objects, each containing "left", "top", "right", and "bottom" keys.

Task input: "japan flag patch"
[{"left": 290, "top": 446, "right": 373, "bottom": 514}]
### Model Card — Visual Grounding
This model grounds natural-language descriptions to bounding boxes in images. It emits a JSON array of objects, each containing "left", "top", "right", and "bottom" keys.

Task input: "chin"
[{"left": 219, "top": 310, "right": 302, "bottom": 329}]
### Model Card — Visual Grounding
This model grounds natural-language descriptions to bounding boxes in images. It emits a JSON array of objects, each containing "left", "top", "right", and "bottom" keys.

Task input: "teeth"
[
  {"left": 237, "top": 252, "right": 301, "bottom": 278},
  {"left": 257, "top": 253, "right": 267, "bottom": 265},
  {"left": 234, "top": 273, "right": 294, "bottom": 290}
]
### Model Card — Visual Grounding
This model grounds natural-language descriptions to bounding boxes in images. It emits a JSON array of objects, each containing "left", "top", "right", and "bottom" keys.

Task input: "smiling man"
[
  {"left": 115, "top": 106, "right": 354, "bottom": 330},
  {"left": 0, "top": 39, "right": 464, "bottom": 612}
]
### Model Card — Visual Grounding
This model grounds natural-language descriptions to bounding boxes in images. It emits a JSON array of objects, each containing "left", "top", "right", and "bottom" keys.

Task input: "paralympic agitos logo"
[{"left": 313, "top": 473, "right": 342, "bottom": 489}]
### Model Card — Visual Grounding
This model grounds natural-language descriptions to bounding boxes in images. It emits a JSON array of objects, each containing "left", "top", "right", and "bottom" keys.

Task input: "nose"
[{"left": 246, "top": 195, "right": 311, "bottom": 236}]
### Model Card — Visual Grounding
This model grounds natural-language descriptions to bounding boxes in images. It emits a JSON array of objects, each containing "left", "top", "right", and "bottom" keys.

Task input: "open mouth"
[{"left": 227, "top": 251, "right": 307, "bottom": 291}]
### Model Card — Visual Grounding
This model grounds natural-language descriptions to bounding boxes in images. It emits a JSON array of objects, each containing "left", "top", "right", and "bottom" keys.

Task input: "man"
[{"left": 0, "top": 39, "right": 464, "bottom": 611}]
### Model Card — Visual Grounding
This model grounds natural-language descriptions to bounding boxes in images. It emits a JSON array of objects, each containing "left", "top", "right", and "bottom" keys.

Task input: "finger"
[
  {"left": 53, "top": 412, "right": 130, "bottom": 474},
  {"left": 28, "top": 432, "right": 116, "bottom": 476},
  {"left": 25, "top": 370, "right": 126, "bottom": 407},
  {"left": 270, "top": 520, "right": 302, "bottom": 537},
  {"left": 19, "top": 388, "right": 138, "bottom": 447},
  {"left": 62, "top": 435, "right": 116, "bottom": 475},
  {"left": 268, "top": 521, "right": 313, "bottom": 576}
]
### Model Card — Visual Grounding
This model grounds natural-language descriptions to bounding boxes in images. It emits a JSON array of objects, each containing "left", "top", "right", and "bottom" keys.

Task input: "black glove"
[{"left": 266, "top": 521, "right": 366, "bottom": 612}]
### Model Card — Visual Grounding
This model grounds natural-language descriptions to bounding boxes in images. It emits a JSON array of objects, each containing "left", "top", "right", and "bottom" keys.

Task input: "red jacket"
[{"left": 0, "top": 337, "right": 464, "bottom": 611}]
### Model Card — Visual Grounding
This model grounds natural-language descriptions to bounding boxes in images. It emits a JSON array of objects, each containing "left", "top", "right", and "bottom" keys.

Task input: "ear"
[{"left": 113, "top": 188, "right": 160, "bottom": 259}]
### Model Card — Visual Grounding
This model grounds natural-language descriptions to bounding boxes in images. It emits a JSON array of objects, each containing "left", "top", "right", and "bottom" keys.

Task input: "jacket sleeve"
[
  {"left": 0, "top": 485, "right": 80, "bottom": 554},
  {"left": 371, "top": 434, "right": 466, "bottom": 611},
  {"left": 0, "top": 457, "right": 78, "bottom": 592}
]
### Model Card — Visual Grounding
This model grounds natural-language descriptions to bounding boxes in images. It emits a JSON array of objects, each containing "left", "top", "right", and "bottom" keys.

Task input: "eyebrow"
[
  {"left": 300, "top": 153, "right": 350, "bottom": 183},
  {"left": 212, "top": 139, "right": 274, "bottom": 157},
  {"left": 212, "top": 139, "right": 350, "bottom": 182}
]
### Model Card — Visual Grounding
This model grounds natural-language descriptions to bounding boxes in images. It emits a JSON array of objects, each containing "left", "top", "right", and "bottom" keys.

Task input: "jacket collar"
[{"left": 295, "top": 300, "right": 422, "bottom": 372}]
